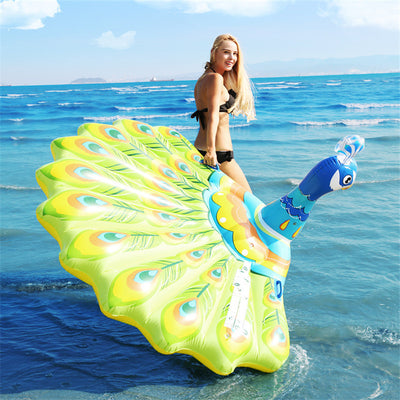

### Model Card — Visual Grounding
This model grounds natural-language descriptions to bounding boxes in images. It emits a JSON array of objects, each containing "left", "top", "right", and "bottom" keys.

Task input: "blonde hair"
[{"left": 206, "top": 34, "right": 256, "bottom": 121}]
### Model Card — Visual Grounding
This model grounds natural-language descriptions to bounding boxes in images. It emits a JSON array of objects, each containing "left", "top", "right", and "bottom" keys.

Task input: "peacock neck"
[{"left": 258, "top": 186, "right": 316, "bottom": 242}]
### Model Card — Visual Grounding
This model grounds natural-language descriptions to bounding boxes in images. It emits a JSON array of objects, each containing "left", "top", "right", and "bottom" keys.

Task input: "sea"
[{"left": 0, "top": 72, "right": 399, "bottom": 400}]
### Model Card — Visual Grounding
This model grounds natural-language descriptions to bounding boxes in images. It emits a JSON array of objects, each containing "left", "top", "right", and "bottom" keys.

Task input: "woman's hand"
[{"left": 204, "top": 149, "right": 218, "bottom": 167}]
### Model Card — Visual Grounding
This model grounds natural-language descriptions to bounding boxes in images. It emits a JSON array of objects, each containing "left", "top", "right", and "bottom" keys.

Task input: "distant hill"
[
  {"left": 71, "top": 77, "right": 107, "bottom": 84},
  {"left": 248, "top": 55, "right": 399, "bottom": 78}
]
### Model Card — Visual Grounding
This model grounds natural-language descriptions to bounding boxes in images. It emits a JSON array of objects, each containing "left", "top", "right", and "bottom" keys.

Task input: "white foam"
[
  {"left": 132, "top": 112, "right": 191, "bottom": 119},
  {"left": 1, "top": 93, "right": 37, "bottom": 98},
  {"left": 105, "top": 87, "right": 137, "bottom": 93},
  {"left": 366, "top": 383, "right": 384, "bottom": 399},
  {"left": 356, "top": 178, "right": 400, "bottom": 185},
  {"left": 352, "top": 326, "right": 400, "bottom": 346},
  {"left": 58, "top": 102, "right": 84, "bottom": 106},
  {"left": 259, "top": 85, "right": 291, "bottom": 90},
  {"left": 146, "top": 84, "right": 188, "bottom": 89},
  {"left": 114, "top": 106, "right": 158, "bottom": 111},
  {"left": 342, "top": 103, "right": 400, "bottom": 109},
  {"left": 84, "top": 113, "right": 191, "bottom": 122},
  {"left": 45, "top": 89, "right": 77, "bottom": 93},
  {"left": 147, "top": 88, "right": 188, "bottom": 93},
  {"left": 170, "top": 125, "right": 198, "bottom": 131},
  {"left": 290, "top": 344, "right": 310, "bottom": 374},
  {"left": 286, "top": 178, "right": 302, "bottom": 186},
  {"left": 0, "top": 184, "right": 40, "bottom": 191},
  {"left": 293, "top": 118, "right": 400, "bottom": 127},
  {"left": 255, "top": 81, "right": 285, "bottom": 85},
  {"left": 230, "top": 122, "right": 252, "bottom": 128},
  {"left": 83, "top": 115, "right": 120, "bottom": 122}
]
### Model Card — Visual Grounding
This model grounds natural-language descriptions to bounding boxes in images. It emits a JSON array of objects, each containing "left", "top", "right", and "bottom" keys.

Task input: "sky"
[{"left": 0, "top": 0, "right": 399, "bottom": 85}]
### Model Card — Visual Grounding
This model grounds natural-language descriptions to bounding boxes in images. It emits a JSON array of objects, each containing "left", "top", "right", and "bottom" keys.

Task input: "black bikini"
[
  {"left": 191, "top": 89, "right": 237, "bottom": 130},
  {"left": 197, "top": 149, "right": 234, "bottom": 164},
  {"left": 191, "top": 87, "right": 237, "bottom": 164}
]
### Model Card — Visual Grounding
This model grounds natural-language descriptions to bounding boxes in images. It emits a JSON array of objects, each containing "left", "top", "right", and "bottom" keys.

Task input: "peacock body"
[{"left": 36, "top": 119, "right": 364, "bottom": 375}]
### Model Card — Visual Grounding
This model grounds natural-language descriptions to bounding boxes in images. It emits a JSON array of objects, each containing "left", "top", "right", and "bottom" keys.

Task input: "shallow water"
[{"left": 1, "top": 73, "right": 399, "bottom": 399}]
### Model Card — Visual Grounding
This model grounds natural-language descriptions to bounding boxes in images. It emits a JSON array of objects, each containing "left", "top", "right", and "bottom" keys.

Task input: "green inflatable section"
[{"left": 36, "top": 119, "right": 290, "bottom": 375}]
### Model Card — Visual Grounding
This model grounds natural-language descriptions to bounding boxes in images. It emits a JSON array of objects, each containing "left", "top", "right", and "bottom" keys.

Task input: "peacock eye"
[{"left": 343, "top": 175, "right": 352, "bottom": 185}]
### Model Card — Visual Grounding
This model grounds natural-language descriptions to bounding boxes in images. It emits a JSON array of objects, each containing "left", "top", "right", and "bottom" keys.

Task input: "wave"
[
  {"left": 0, "top": 93, "right": 38, "bottom": 99},
  {"left": 249, "top": 175, "right": 399, "bottom": 188},
  {"left": 132, "top": 112, "right": 191, "bottom": 119},
  {"left": 258, "top": 85, "right": 300, "bottom": 90},
  {"left": 169, "top": 125, "right": 198, "bottom": 131},
  {"left": 267, "top": 344, "right": 310, "bottom": 399},
  {"left": 1, "top": 278, "right": 89, "bottom": 293},
  {"left": 7, "top": 118, "right": 24, "bottom": 122},
  {"left": 352, "top": 326, "right": 400, "bottom": 346},
  {"left": 367, "top": 134, "right": 400, "bottom": 142},
  {"left": 26, "top": 103, "right": 43, "bottom": 107},
  {"left": 146, "top": 88, "right": 190, "bottom": 93},
  {"left": 1, "top": 135, "right": 55, "bottom": 143},
  {"left": 228, "top": 119, "right": 252, "bottom": 128},
  {"left": 292, "top": 118, "right": 400, "bottom": 127},
  {"left": 114, "top": 106, "right": 159, "bottom": 111},
  {"left": 0, "top": 184, "right": 41, "bottom": 191},
  {"left": 45, "top": 89, "right": 80, "bottom": 93},
  {"left": 102, "top": 84, "right": 189, "bottom": 95},
  {"left": 83, "top": 112, "right": 191, "bottom": 122},
  {"left": 355, "top": 177, "right": 400, "bottom": 185},
  {"left": 58, "top": 102, "right": 84, "bottom": 107},
  {"left": 255, "top": 81, "right": 285, "bottom": 85},
  {"left": 340, "top": 103, "right": 400, "bottom": 109},
  {"left": 102, "top": 86, "right": 138, "bottom": 94},
  {"left": 146, "top": 84, "right": 189, "bottom": 89},
  {"left": 4, "top": 115, "right": 85, "bottom": 125}
]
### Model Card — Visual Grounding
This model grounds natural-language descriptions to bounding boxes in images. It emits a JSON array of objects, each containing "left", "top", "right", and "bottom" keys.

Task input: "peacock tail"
[{"left": 36, "top": 119, "right": 290, "bottom": 375}]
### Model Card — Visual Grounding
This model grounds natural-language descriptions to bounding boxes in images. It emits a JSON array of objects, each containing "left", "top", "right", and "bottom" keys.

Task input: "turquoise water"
[{"left": 1, "top": 73, "right": 399, "bottom": 399}]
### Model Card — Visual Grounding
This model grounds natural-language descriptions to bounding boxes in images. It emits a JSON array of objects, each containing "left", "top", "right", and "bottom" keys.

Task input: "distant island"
[{"left": 70, "top": 77, "right": 107, "bottom": 84}]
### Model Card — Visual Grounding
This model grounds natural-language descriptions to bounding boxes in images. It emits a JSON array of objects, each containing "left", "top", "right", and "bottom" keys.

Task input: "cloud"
[
  {"left": 95, "top": 31, "right": 136, "bottom": 50},
  {"left": 325, "top": 0, "right": 400, "bottom": 31},
  {"left": 133, "top": 0, "right": 282, "bottom": 17},
  {"left": 0, "top": 0, "right": 60, "bottom": 30}
]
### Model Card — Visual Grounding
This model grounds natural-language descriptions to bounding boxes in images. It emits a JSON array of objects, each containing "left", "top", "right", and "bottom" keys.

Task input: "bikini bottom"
[{"left": 197, "top": 149, "right": 234, "bottom": 164}]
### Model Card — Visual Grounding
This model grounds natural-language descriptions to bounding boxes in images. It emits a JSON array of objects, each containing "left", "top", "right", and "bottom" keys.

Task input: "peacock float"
[{"left": 36, "top": 119, "right": 364, "bottom": 375}]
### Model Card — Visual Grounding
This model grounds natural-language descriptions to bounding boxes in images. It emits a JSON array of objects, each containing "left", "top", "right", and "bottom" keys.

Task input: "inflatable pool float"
[{"left": 36, "top": 119, "right": 364, "bottom": 375}]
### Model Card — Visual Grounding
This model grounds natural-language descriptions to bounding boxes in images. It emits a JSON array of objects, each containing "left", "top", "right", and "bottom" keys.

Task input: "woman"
[{"left": 191, "top": 34, "right": 256, "bottom": 192}]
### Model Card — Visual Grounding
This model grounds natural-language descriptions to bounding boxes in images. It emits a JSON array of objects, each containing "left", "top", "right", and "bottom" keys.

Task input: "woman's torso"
[{"left": 193, "top": 73, "right": 233, "bottom": 151}]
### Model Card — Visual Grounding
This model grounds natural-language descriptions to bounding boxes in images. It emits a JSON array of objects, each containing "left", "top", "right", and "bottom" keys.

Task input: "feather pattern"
[{"left": 37, "top": 119, "right": 299, "bottom": 375}]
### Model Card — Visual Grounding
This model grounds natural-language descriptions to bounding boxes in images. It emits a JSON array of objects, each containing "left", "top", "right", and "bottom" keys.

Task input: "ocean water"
[{"left": 1, "top": 73, "right": 399, "bottom": 399}]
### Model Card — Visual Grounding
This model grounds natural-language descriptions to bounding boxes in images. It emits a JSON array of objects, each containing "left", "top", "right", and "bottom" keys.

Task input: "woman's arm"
[{"left": 203, "top": 73, "right": 223, "bottom": 167}]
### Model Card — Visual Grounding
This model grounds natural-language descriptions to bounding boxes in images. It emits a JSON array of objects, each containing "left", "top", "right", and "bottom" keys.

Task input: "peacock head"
[{"left": 299, "top": 135, "right": 365, "bottom": 201}]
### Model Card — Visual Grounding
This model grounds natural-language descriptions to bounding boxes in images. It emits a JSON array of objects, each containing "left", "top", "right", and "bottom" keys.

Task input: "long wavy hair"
[{"left": 205, "top": 34, "right": 256, "bottom": 121}]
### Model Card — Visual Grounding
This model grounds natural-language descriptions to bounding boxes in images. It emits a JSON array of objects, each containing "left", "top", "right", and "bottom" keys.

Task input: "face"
[{"left": 213, "top": 40, "right": 238, "bottom": 73}]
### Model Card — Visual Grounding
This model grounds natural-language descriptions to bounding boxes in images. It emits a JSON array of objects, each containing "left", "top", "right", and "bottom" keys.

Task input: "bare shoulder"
[
  {"left": 201, "top": 72, "right": 223, "bottom": 95},
  {"left": 195, "top": 72, "right": 224, "bottom": 105},
  {"left": 202, "top": 72, "right": 223, "bottom": 86}
]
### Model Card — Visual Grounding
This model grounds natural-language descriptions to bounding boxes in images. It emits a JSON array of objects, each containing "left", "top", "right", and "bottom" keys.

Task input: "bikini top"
[{"left": 191, "top": 89, "right": 237, "bottom": 129}]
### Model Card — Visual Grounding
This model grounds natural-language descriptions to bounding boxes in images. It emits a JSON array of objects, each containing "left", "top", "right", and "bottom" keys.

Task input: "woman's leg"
[{"left": 219, "top": 159, "right": 252, "bottom": 192}]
